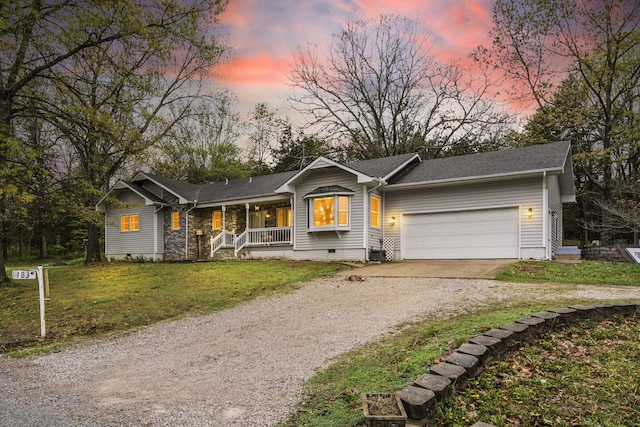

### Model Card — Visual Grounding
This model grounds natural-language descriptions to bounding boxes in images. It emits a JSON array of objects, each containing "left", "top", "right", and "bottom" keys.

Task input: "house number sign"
[{"left": 11, "top": 269, "right": 37, "bottom": 280}]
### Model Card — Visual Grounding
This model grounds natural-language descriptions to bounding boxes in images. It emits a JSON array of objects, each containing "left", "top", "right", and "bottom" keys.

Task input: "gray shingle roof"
[
  {"left": 125, "top": 143, "right": 571, "bottom": 204},
  {"left": 194, "top": 171, "right": 298, "bottom": 203},
  {"left": 346, "top": 152, "right": 419, "bottom": 179},
  {"left": 391, "top": 142, "right": 571, "bottom": 185}
]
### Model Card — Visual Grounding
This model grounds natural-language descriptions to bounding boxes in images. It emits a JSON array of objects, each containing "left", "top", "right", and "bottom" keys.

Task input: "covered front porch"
[{"left": 208, "top": 199, "right": 293, "bottom": 257}]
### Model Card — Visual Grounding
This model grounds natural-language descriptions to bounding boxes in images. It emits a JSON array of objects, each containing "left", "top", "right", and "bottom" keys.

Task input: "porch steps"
[{"left": 211, "top": 248, "right": 236, "bottom": 261}]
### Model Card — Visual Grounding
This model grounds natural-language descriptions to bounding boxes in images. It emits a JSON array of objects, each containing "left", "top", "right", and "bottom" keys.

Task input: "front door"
[{"left": 250, "top": 211, "right": 266, "bottom": 228}]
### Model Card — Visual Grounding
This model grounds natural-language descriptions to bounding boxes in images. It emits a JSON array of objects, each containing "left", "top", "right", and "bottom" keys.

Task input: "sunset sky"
[{"left": 213, "top": 0, "right": 505, "bottom": 123}]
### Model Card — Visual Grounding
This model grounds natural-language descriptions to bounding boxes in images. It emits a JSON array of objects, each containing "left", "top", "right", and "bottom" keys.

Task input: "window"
[
  {"left": 277, "top": 208, "right": 292, "bottom": 227},
  {"left": 171, "top": 212, "right": 180, "bottom": 230},
  {"left": 309, "top": 195, "right": 350, "bottom": 229},
  {"left": 213, "top": 211, "right": 222, "bottom": 230},
  {"left": 120, "top": 214, "right": 139, "bottom": 232},
  {"left": 129, "top": 215, "right": 139, "bottom": 231},
  {"left": 370, "top": 195, "right": 381, "bottom": 228}
]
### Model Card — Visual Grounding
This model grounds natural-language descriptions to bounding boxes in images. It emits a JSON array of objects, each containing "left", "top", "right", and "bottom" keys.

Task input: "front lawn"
[
  {"left": 497, "top": 260, "right": 640, "bottom": 285},
  {"left": 1, "top": 260, "right": 348, "bottom": 355}
]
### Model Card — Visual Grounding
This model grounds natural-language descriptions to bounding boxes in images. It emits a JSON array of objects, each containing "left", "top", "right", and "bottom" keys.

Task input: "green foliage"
[{"left": 0, "top": 0, "right": 230, "bottom": 273}]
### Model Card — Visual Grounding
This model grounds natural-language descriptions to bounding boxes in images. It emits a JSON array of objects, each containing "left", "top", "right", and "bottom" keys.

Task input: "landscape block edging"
[{"left": 397, "top": 302, "right": 640, "bottom": 427}]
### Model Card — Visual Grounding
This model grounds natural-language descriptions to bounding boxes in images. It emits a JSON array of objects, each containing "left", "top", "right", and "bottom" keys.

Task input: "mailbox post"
[{"left": 11, "top": 266, "right": 49, "bottom": 338}]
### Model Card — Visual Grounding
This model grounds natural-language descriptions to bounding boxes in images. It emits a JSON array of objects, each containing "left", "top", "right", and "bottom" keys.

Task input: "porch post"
[
  {"left": 222, "top": 205, "right": 226, "bottom": 230},
  {"left": 245, "top": 203, "right": 250, "bottom": 231}
]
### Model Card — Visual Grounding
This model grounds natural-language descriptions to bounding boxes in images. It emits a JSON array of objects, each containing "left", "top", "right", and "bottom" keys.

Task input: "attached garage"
[{"left": 401, "top": 207, "right": 520, "bottom": 259}]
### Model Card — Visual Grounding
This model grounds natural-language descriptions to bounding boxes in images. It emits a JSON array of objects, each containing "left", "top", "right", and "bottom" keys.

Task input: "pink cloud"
[
  {"left": 210, "top": 0, "right": 534, "bottom": 121},
  {"left": 217, "top": 55, "right": 290, "bottom": 87}
]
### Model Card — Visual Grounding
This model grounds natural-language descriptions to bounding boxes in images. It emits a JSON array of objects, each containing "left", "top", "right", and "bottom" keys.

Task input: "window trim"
[
  {"left": 307, "top": 194, "right": 351, "bottom": 231},
  {"left": 370, "top": 195, "right": 381, "bottom": 228},
  {"left": 119, "top": 214, "right": 139, "bottom": 232}
]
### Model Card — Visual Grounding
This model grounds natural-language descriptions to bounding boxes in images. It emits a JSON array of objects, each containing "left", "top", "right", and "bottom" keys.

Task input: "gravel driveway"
[{"left": 2, "top": 276, "right": 639, "bottom": 427}]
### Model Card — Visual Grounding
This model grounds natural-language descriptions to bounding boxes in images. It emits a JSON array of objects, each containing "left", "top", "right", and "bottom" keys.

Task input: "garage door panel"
[{"left": 402, "top": 208, "right": 519, "bottom": 259}]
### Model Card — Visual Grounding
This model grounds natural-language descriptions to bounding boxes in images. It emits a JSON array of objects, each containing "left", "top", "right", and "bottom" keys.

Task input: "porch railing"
[
  {"left": 210, "top": 231, "right": 235, "bottom": 257},
  {"left": 234, "top": 226, "right": 292, "bottom": 256}
]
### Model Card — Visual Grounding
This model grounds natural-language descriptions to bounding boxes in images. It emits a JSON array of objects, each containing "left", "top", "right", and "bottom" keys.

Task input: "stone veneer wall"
[
  {"left": 394, "top": 303, "right": 639, "bottom": 427},
  {"left": 163, "top": 194, "right": 188, "bottom": 261}
]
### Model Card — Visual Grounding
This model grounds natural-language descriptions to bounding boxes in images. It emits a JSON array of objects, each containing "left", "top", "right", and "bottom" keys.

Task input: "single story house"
[{"left": 96, "top": 141, "right": 575, "bottom": 262}]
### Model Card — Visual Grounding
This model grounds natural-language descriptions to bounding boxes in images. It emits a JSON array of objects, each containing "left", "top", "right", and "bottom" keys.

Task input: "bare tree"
[{"left": 288, "top": 14, "right": 509, "bottom": 160}]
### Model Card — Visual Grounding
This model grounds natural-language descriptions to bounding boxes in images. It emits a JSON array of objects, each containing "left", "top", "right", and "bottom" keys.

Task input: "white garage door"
[{"left": 402, "top": 208, "right": 519, "bottom": 259}]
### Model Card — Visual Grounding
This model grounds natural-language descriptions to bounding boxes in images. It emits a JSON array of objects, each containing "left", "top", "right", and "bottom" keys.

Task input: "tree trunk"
[
  {"left": 40, "top": 228, "right": 48, "bottom": 260},
  {"left": 0, "top": 247, "right": 8, "bottom": 284},
  {"left": 85, "top": 222, "right": 101, "bottom": 263}
]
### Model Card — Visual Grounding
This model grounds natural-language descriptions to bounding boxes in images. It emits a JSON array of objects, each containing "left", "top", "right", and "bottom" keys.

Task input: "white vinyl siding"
[
  {"left": 105, "top": 191, "right": 163, "bottom": 257},
  {"left": 547, "top": 174, "right": 563, "bottom": 254},
  {"left": 384, "top": 177, "right": 543, "bottom": 260},
  {"left": 294, "top": 169, "right": 365, "bottom": 251}
]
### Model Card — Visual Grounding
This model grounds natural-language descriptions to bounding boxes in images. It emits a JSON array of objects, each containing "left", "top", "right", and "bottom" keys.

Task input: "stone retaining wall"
[
  {"left": 581, "top": 245, "right": 628, "bottom": 262},
  {"left": 396, "top": 303, "right": 640, "bottom": 427}
]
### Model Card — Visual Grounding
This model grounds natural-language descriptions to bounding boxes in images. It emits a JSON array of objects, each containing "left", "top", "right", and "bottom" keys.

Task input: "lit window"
[
  {"left": 120, "top": 215, "right": 129, "bottom": 232},
  {"left": 309, "top": 195, "right": 350, "bottom": 229},
  {"left": 337, "top": 196, "right": 348, "bottom": 226},
  {"left": 171, "top": 212, "right": 180, "bottom": 230},
  {"left": 370, "top": 195, "right": 381, "bottom": 228},
  {"left": 277, "top": 208, "right": 292, "bottom": 227},
  {"left": 129, "top": 214, "right": 139, "bottom": 231},
  {"left": 213, "top": 211, "right": 222, "bottom": 230},
  {"left": 120, "top": 214, "right": 139, "bottom": 232}
]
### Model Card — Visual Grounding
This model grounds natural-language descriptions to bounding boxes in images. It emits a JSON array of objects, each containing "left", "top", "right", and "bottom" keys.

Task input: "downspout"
[
  {"left": 185, "top": 202, "right": 198, "bottom": 260},
  {"left": 290, "top": 196, "right": 295, "bottom": 250},
  {"left": 154, "top": 205, "right": 163, "bottom": 261},
  {"left": 542, "top": 172, "right": 549, "bottom": 259}
]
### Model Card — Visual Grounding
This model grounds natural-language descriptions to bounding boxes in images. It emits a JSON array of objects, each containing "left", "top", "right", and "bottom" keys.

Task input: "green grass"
[
  {"left": 1, "top": 260, "right": 348, "bottom": 355},
  {"left": 497, "top": 260, "right": 640, "bottom": 285}
]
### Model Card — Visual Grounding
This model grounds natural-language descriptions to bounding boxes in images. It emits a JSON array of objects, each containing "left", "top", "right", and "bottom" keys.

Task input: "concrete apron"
[{"left": 337, "top": 259, "right": 518, "bottom": 279}]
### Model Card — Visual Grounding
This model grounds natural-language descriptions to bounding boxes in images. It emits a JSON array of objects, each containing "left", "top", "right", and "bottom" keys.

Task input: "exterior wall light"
[
  {"left": 527, "top": 207, "right": 533, "bottom": 218},
  {"left": 390, "top": 216, "right": 396, "bottom": 226}
]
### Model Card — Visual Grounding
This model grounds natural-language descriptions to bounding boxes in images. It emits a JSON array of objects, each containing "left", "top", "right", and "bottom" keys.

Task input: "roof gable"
[
  {"left": 275, "top": 153, "right": 420, "bottom": 193},
  {"left": 95, "top": 180, "right": 170, "bottom": 212},
  {"left": 132, "top": 172, "right": 201, "bottom": 203},
  {"left": 345, "top": 153, "right": 420, "bottom": 181}
]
